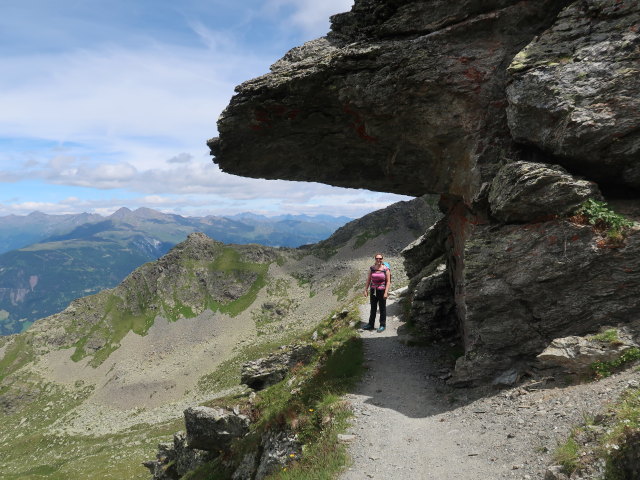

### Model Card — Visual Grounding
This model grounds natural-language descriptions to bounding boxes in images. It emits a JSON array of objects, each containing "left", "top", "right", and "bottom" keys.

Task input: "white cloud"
[
  {"left": 0, "top": 187, "right": 412, "bottom": 219},
  {"left": 0, "top": 0, "right": 413, "bottom": 221},
  {"left": 0, "top": 41, "right": 269, "bottom": 173},
  {"left": 168, "top": 153, "right": 193, "bottom": 164},
  {"left": 265, "top": 0, "right": 354, "bottom": 36}
]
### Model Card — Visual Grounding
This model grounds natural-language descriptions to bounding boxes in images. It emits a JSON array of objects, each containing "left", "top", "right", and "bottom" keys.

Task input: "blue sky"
[{"left": 0, "top": 0, "right": 411, "bottom": 218}]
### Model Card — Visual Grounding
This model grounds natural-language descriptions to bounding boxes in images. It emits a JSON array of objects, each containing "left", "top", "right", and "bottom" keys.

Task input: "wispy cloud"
[
  {"left": 0, "top": 43, "right": 262, "bottom": 147},
  {"left": 0, "top": 0, "right": 413, "bottom": 220},
  {"left": 264, "top": 0, "right": 354, "bottom": 36}
]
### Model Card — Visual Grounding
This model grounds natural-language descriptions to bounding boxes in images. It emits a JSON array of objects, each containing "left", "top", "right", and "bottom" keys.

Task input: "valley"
[
  {"left": 0, "top": 196, "right": 438, "bottom": 479},
  {"left": 0, "top": 207, "right": 352, "bottom": 335}
]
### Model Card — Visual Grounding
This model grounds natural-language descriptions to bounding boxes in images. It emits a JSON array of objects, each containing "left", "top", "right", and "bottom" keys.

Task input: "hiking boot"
[
  {"left": 362, "top": 325, "right": 374, "bottom": 331},
  {"left": 377, "top": 326, "right": 386, "bottom": 333}
]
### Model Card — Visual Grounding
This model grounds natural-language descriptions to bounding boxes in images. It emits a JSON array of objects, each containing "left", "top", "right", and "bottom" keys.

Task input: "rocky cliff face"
[
  {"left": 210, "top": 0, "right": 575, "bottom": 200},
  {"left": 211, "top": 0, "right": 640, "bottom": 384}
]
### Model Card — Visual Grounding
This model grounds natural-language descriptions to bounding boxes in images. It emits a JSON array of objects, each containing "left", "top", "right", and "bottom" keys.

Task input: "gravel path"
[{"left": 339, "top": 297, "right": 640, "bottom": 480}]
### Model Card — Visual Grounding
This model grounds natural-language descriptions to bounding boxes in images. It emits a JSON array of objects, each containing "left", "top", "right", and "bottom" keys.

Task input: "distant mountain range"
[
  {"left": 0, "top": 196, "right": 440, "bottom": 479},
  {"left": 0, "top": 207, "right": 352, "bottom": 334}
]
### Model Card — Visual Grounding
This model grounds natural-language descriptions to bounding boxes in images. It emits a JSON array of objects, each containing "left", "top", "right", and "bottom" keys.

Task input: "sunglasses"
[{"left": 375, "top": 257, "right": 383, "bottom": 260}]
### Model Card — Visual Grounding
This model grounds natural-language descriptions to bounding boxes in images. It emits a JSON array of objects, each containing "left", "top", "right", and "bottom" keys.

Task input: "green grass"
[
  {"left": 188, "top": 309, "right": 365, "bottom": 479},
  {"left": 70, "top": 293, "right": 156, "bottom": 366},
  {"left": 552, "top": 387, "right": 640, "bottom": 478},
  {"left": 575, "top": 199, "right": 634, "bottom": 244},
  {"left": 310, "top": 245, "right": 338, "bottom": 259},
  {"left": 205, "top": 248, "right": 269, "bottom": 317},
  {"left": 591, "top": 348, "right": 640, "bottom": 378},
  {"left": 589, "top": 329, "right": 622, "bottom": 344},
  {"left": 331, "top": 272, "right": 360, "bottom": 302},
  {"left": 0, "top": 371, "right": 185, "bottom": 480},
  {"left": 0, "top": 335, "right": 35, "bottom": 382},
  {"left": 69, "top": 246, "right": 271, "bottom": 366},
  {"left": 602, "top": 387, "right": 640, "bottom": 443},
  {"left": 554, "top": 436, "right": 580, "bottom": 473},
  {"left": 603, "top": 388, "right": 640, "bottom": 479}
]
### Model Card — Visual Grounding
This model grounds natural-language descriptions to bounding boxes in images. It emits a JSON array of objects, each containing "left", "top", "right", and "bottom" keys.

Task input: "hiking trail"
[{"left": 339, "top": 296, "right": 639, "bottom": 479}]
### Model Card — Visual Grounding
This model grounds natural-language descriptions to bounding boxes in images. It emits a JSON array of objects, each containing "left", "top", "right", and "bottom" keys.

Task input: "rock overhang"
[
  {"left": 210, "top": 0, "right": 573, "bottom": 201},
  {"left": 207, "top": 0, "right": 640, "bottom": 385}
]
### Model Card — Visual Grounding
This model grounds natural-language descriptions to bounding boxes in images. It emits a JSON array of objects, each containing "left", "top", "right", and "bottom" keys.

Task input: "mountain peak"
[{"left": 110, "top": 207, "right": 132, "bottom": 219}]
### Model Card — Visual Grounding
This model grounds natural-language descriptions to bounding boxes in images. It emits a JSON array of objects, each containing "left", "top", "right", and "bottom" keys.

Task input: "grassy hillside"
[
  {"left": 0, "top": 197, "right": 438, "bottom": 479},
  {"left": 0, "top": 208, "right": 352, "bottom": 335}
]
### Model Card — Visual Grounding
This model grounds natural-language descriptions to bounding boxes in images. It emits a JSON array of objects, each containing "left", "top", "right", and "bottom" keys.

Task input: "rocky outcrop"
[
  {"left": 184, "top": 406, "right": 250, "bottom": 451},
  {"left": 402, "top": 216, "right": 448, "bottom": 280},
  {"left": 451, "top": 217, "right": 640, "bottom": 385},
  {"left": 537, "top": 328, "right": 638, "bottom": 374},
  {"left": 608, "top": 429, "right": 640, "bottom": 479},
  {"left": 210, "top": 0, "right": 640, "bottom": 384},
  {"left": 144, "top": 432, "right": 215, "bottom": 480},
  {"left": 241, "top": 344, "right": 316, "bottom": 391},
  {"left": 233, "top": 430, "right": 302, "bottom": 480},
  {"left": 312, "top": 195, "right": 441, "bottom": 253},
  {"left": 210, "top": 0, "right": 572, "bottom": 201},
  {"left": 488, "top": 161, "right": 602, "bottom": 222},
  {"left": 146, "top": 407, "right": 300, "bottom": 480},
  {"left": 506, "top": 1, "right": 640, "bottom": 191},
  {"left": 407, "top": 263, "right": 457, "bottom": 340}
]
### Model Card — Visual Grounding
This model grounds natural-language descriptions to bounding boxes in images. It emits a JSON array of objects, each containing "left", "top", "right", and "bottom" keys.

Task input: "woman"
[{"left": 363, "top": 253, "right": 391, "bottom": 332}]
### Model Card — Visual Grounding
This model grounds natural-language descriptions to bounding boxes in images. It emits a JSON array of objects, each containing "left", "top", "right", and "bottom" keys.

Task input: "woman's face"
[{"left": 374, "top": 255, "right": 383, "bottom": 265}]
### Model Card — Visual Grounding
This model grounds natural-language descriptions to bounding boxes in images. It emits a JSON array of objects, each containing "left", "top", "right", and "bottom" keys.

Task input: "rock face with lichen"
[
  {"left": 210, "top": 0, "right": 640, "bottom": 384},
  {"left": 506, "top": 0, "right": 640, "bottom": 190},
  {"left": 210, "top": 0, "right": 573, "bottom": 200}
]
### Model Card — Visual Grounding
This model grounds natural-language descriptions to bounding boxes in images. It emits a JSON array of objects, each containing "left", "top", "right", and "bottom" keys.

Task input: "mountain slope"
[
  {"left": 0, "top": 208, "right": 352, "bottom": 335},
  {"left": 0, "top": 211, "right": 103, "bottom": 254},
  {"left": 0, "top": 196, "right": 438, "bottom": 479}
]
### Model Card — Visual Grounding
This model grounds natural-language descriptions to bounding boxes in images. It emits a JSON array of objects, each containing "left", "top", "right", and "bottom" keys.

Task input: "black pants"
[{"left": 368, "top": 288, "right": 386, "bottom": 328}]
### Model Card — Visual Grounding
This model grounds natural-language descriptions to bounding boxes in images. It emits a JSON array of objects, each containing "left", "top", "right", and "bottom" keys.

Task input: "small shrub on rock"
[{"left": 572, "top": 199, "right": 634, "bottom": 246}]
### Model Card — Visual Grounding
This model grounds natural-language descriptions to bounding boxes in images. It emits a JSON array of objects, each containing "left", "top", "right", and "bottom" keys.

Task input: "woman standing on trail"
[{"left": 363, "top": 253, "right": 391, "bottom": 332}]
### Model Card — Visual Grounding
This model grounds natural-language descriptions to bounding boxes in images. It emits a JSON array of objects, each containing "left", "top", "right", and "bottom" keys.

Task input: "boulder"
[
  {"left": 506, "top": 0, "right": 640, "bottom": 191},
  {"left": 409, "top": 263, "right": 457, "bottom": 340},
  {"left": 143, "top": 432, "right": 215, "bottom": 480},
  {"left": 184, "top": 406, "right": 250, "bottom": 451},
  {"left": 608, "top": 429, "right": 640, "bottom": 479},
  {"left": 230, "top": 430, "right": 301, "bottom": 480},
  {"left": 537, "top": 329, "right": 638, "bottom": 373},
  {"left": 211, "top": 0, "right": 571, "bottom": 201},
  {"left": 254, "top": 431, "right": 301, "bottom": 480},
  {"left": 402, "top": 217, "right": 449, "bottom": 280},
  {"left": 241, "top": 344, "right": 316, "bottom": 391},
  {"left": 488, "top": 161, "right": 602, "bottom": 222}
]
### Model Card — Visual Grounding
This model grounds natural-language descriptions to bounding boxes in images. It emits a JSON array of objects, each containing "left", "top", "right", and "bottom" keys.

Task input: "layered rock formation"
[
  {"left": 210, "top": 0, "right": 573, "bottom": 199},
  {"left": 210, "top": 0, "right": 640, "bottom": 384},
  {"left": 506, "top": 0, "right": 640, "bottom": 191}
]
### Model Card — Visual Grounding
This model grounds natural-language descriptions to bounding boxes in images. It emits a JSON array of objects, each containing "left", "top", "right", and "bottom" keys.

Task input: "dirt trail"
[{"left": 339, "top": 297, "right": 640, "bottom": 480}]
